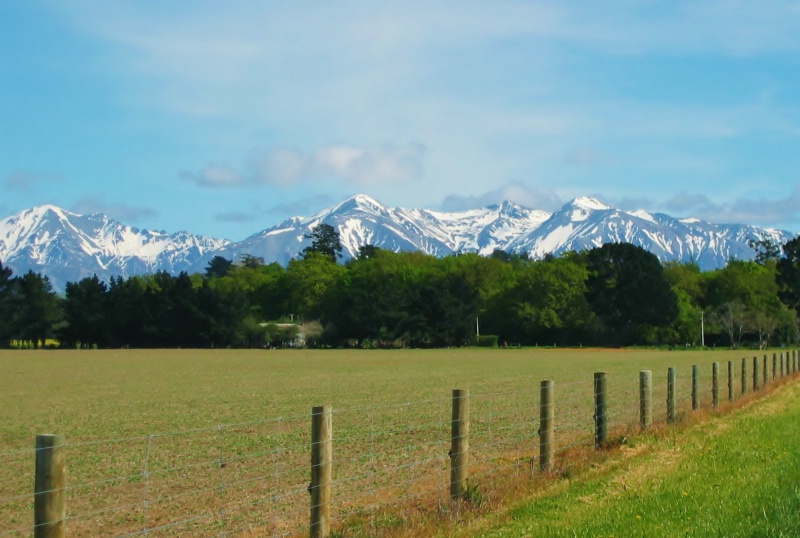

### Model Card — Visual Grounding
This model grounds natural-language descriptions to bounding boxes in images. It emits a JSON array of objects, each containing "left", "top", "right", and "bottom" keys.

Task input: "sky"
[{"left": 2, "top": 1, "right": 799, "bottom": 240}]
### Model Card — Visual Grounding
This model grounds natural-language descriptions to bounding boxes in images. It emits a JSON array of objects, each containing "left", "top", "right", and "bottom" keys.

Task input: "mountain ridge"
[{"left": 0, "top": 194, "right": 794, "bottom": 291}]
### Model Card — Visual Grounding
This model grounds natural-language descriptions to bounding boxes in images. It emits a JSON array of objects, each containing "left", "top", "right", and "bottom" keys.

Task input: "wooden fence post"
[
  {"left": 34, "top": 434, "right": 66, "bottom": 538},
  {"left": 691, "top": 365, "right": 699, "bottom": 410},
  {"left": 594, "top": 372, "right": 608, "bottom": 448},
  {"left": 753, "top": 357, "right": 760, "bottom": 392},
  {"left": 781, "top": 352, "right": 786, "bottom": 378},
  {"left": 310, "top": 406, "right": 332, "bottom": 538},
  {"left": 727, "top": 361, "right": 734, "bottom": 402},
  {"left": 640, "top": 370, "right": 652, "bottom": 430},
  {"left": 539, "top": 380, "right": 554, "bottom": 472},
  {"left": 741, "top": 358, "right": 747, "bottom": 396},
  {"left": 667, "top": 367, "right": 676, "bottom": 423},
  {"left": 763, "top": 355, "right": 768, "bottom": 388},
  {"left": 450, "top": 389, "right": 470, "bottom": 501},
  {"left": 772, "top": 353, "right": 777, "bottom": 380},
  {"left": 712, "top": 362, "right": 719, "bottom": 408}
]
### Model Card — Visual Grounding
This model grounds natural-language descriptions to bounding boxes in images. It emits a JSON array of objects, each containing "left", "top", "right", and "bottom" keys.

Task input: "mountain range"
[{"left": 0, "top": 194, "right": 794, "bottom": 291}]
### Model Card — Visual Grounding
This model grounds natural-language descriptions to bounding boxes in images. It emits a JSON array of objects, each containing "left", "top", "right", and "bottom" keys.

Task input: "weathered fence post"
[
  {"left": 773, "top": 353, "right": 778, "bottom": 380},
  {"left": 640, "top": 370, "right": 652, "bottom": 430},
  {"left": 727, "top": 361, "right": 734, "bottom": 402},
  {"left": 594, "top": 372, "right": 608, "bottom": 448},
  {"left": 712, "top": 362, "right": 719, "bottom": 408},
  {"left": 763, "top": 355, "right": 768, "bottom": 388},
  {"left": 450, "top": 389, "right": 470, "bottom": 501},
  {"left": 691, "top": 365, "right": 699, "bottom": 410},
  {"left": 667, "top": 367, "right": 676, "bottom": 423},
  {"left": 310, "top": 406, "right": 332, "bottom": 538},
  {"left": 741, "top": 358, "right": 747, "bottom": 396},
  {"left": 34, "top": 434, "right": 66, "bottom": 538},
  {"left": 753, "top": 356, "right": 760, "bottom": 392},
  {"left": 539, "top": 380, "right": 554, "bottom": 472}
]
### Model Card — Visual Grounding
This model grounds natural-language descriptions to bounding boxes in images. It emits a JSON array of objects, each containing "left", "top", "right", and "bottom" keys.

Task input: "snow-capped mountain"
[
  {"left": 216, "top": 194, "right": 551, "bottom": 264},
  {"left": 0, "top": 195, "right": 794, "bottom": 291},
  {"left": 507, "top": 196, "right": 792, "bottom": 267},
  {"left": 0, "top": 205, "right": 229, "bottom": 290},
  {"left": 213, "top": 194, "right": 793, "bottom": 269}
]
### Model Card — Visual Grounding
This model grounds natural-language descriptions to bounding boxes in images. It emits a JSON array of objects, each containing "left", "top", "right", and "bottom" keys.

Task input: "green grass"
[
  {"left": 468, "top": 380, "right": 800, "bottom": 538},
  {"left": 0, "top": 347, "right": 792, "bottom": 536}
]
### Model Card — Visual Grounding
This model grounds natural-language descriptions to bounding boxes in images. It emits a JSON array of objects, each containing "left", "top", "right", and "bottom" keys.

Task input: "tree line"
[{"left": 2, "top": 224, "right": 800, "bottom": 350}]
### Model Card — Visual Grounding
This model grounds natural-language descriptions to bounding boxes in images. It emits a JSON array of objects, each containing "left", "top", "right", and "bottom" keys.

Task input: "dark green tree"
[
  {"left": 15, "top": 271, "right": 61, "bottom": 348},
  {"left": 777, "top": 237, "right": 800, "bottom": 312},
  {"left": 749, "top": 238, "right": 781, "bottom": 266},
  {"left": 60, "top": 275, "right": 109, "bottom": 348},
  {"left": 239, "top": 254, "right": 265, "bottom": 269},
  {"left": 584, "top": 243, "right": 678, "bottom": 345},
  {"left": 0, "top": 261, "right": 18, "bottom": 347},
  {"left": 205, "top": 256, "right": 234, "bottom": 278},
  {"left": 509, "top": 256, "right": 590, "bottom": 345},
  {"left": 302, "top": 223, "right": 343, "bottom": 262}
]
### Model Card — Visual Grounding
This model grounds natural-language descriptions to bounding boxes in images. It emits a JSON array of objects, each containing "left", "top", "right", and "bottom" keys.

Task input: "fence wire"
[{"left": 3, "top": 356, "right": 797, "bottom": 537}]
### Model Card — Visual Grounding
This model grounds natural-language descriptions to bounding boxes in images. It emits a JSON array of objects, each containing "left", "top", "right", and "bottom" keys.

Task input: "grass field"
[
  {"left": 465, "top": 375, "right": 800, "bottom": 537},
  {"left": 0, "top": 347, "right": 792, "bottom": 536}
]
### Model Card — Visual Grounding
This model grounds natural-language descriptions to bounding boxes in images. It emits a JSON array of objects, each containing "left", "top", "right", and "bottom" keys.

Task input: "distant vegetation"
[{"left": 2, "top": 225, "right": 800, "bottom": 350}]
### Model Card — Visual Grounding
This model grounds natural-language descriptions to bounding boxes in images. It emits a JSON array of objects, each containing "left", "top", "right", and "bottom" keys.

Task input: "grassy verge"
[{"left": 459, "top": 380, "right": 800, "bottom": 537}]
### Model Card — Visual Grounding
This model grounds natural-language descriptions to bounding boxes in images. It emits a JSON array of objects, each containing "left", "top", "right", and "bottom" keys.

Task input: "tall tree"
[
  {"left": 60, "top": 275, "right": 109, "bottom": 348},
  {"left": 205, "top": 256, "right": 234, "bottom": 278},
  {"left": 584, "top": 243, "right": 678, "bottom": 345},
  {"left": 302, "top": 223, "right": 343, "bottom": 262},
  {"left": 0, "top": 262, "right": 18, "bottom": 347},
  {"left": 777, "top": 237, "right": 800, "bottom": 312},
  {"left": 510, "top": 256, "right": 590, "bottom": 345},
  {"left": 15, "top": 271, "right": 61, "bottom": 348}
]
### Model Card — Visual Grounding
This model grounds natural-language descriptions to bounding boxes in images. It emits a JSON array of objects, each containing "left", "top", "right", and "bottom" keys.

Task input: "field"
[{"left": 0, "top": 347, "right": 786, "bottom": 536}]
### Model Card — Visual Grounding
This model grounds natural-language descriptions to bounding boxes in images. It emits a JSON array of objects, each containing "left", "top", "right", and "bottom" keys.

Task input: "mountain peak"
[{"left": 568, "top": 197, "right": 611, "bottom": 211}]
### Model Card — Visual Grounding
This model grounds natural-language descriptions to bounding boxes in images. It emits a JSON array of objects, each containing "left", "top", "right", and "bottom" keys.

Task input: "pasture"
[{"left": 0, "top": 347, "right": 778, "bottom": 536}]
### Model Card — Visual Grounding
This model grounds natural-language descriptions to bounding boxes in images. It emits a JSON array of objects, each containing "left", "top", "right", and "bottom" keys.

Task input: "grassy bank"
[{"left": 465, "top": 380, "right": 800, "bottom": 537}]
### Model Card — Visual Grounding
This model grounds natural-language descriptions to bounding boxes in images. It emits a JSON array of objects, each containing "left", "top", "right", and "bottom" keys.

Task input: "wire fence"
[{"left": 3, "top": 350, "right": 798, "bottom": 537}]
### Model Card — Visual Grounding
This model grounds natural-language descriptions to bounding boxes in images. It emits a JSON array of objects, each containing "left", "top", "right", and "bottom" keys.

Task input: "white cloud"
[
  {"left": 71, "top": 196, "right": 158, "bottom": 222},
  {"left": 185, "top": 144, "right": 426, "bottom": 188},
  {"left": 441, "top": 182, "right": 563, "bottom": 211},
  {"left": 3, "top": 172, "right": 61, "bottom": 191},
  {"left": 181, "top": 165, "right": 246, "bottom": 188}
]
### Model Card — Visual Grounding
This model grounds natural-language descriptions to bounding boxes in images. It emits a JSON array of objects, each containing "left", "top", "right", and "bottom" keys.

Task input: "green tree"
[
  {"left": 777, "top": 237, "right": 800, "bottom": 312},
  {"left": 302, "top": 223, "right": 343, "bottom": 262},
  {"left": 707, "top": 259, "right": 787, "bottom": 348},
  {"left": 205, "top": 255, "right": 233, "bottom": 278},
  {"left": 509, "top": 257, "right": 590, "bottom": 345},
  {"left": 15, "top": 271, "right": 61, "bottom": 348},
  {"left": 0, "top": 262, "right": 18, "bottom": 347},
  {"left": 284, "top": 252, "right": 345, "bottom": 323},
  {"left": 662, "top": 262, "right": 706, "bottom": 346},
  {"left": 60, "top": 275, "right": 108, "bottom": 348},
  {"left": 584, "top": 243, "right": 678, "bottom": 345},
  {"left": 749, "top": 238, "right": 781, "bottom": 266}
]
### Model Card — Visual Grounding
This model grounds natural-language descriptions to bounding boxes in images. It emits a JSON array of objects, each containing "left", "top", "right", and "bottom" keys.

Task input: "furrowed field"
[{"left": 0, "top": 348, "right": 783, "bottom": 536}]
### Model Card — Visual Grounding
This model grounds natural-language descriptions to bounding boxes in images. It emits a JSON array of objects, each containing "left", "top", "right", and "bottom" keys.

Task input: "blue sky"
[{"left": 2, "top": 1, "right": 799, "bottom": 240}]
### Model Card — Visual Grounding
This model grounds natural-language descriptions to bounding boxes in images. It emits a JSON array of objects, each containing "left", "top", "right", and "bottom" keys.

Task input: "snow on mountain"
[
  {"left": 0, "top": 205, "right": 229, "bottom": 290},
  {"left": 0, "top": 194, "right": 795, "bottom": 291},
  {"left": 507, "top": 198, "right": 792, "bottom": 267}
]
